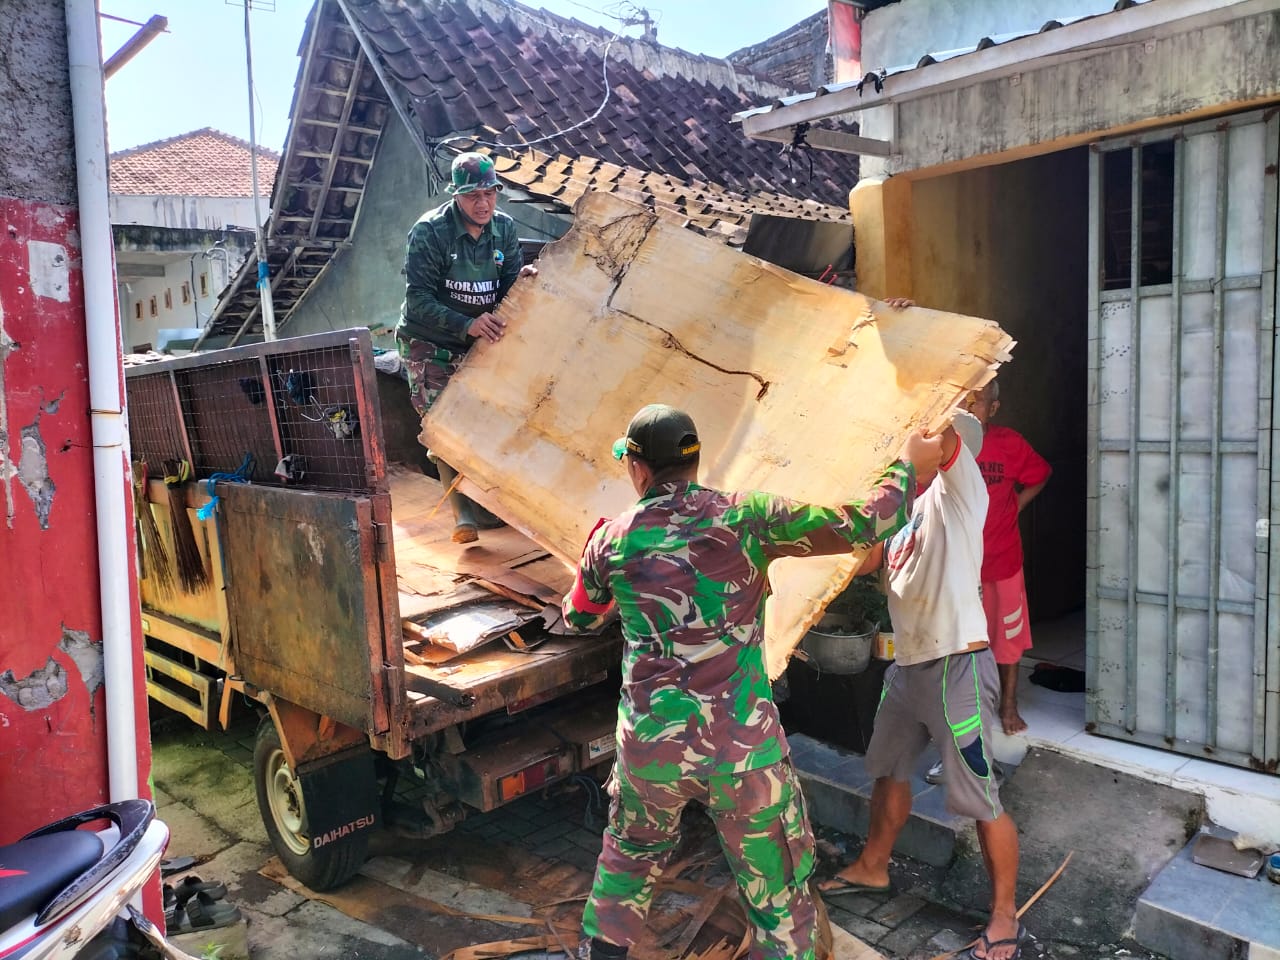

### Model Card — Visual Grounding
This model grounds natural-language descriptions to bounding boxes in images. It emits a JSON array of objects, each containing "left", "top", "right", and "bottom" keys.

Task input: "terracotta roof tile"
[
  {"left": 109, "top": 128, "right": 279, "bottom": 197},
  {"left": 483, "top": 144, "right": 849, "bottom": 246},
  {"left": 343, "top": 0, "right": 857, "bottom": 208}
]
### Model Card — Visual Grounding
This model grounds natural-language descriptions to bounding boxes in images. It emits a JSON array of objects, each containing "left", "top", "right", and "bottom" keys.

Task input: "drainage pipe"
[{"left": 66, "top": 0, "right": 141, "bottom": 802}]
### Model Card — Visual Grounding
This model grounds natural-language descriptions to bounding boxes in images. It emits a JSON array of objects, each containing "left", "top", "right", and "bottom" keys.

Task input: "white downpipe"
[{"left": 66, "top": 0, "right": 140, "bottom": 802}]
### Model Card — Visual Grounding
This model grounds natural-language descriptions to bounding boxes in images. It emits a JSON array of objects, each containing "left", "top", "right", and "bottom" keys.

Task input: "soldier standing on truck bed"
[
  {"left": 396, "top": 151, "right": 535, "bottom": 543},
  {"left": 559, "top": 403, "right": 943, "bottom": 960}
]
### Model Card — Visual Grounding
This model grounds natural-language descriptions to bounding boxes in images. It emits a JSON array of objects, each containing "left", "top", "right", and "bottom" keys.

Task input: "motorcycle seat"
[{"left": 0, "top": 831, "right": 105, "bottom": 929}]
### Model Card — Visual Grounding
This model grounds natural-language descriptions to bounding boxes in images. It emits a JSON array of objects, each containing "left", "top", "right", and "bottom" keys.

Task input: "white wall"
[
  {"left": 862, "top": 0, "right": 1116, "bottom": 71},
  {"left": 857, "top": 0, "right": 1115, "bottom": 180},
  {"left": 118, "top": 249, "right": 247, "bottom": 352},
  {"left": 110, "top": 193, "right": 266, "bottom": 231},
  {"left": 856, "top": 3, "right": 1280, "bottom": 179}
]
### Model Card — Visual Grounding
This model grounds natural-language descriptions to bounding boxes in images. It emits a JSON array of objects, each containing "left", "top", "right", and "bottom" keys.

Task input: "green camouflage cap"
[
  {"left": 612, "top": 404, "right": 701, "bottom": 466},
  {"left": 447, "top": 151, "right": 502, "bottom": 195}
]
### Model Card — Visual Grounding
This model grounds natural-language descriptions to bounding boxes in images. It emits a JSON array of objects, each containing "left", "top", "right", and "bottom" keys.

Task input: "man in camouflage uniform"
[
  {"left": 397, "top": 151, "right": 530, "bottom": 543},
  {"left": 561, "top": 404, "right": 942, "bottom": 960}
]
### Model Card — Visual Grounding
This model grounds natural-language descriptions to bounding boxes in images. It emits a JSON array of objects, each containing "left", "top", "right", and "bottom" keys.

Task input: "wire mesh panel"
[
  {"left": 266, "top": 345, "right": 370, "bottom": 491},
  {"left": 179, "top": 357, "right": 280, "bottom": 479},
  {"left": 126, "top": 329, "right": 386, "bottom": 495},
  {"left": 128, "top": 373, "right": 188, "bottom": 476}
]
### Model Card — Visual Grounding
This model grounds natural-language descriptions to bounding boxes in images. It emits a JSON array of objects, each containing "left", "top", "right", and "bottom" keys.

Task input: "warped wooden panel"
[{"left": 424, "top": 192, "right": 1013, "bottom": 677}]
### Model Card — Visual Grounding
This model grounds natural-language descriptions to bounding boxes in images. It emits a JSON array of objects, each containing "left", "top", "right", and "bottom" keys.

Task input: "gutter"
[
  {"left": 66, "top": 0, "right": 141, "bottom": 802},
  {"left": 736, "top": 0, "right": 1269, "bottom": 149}
]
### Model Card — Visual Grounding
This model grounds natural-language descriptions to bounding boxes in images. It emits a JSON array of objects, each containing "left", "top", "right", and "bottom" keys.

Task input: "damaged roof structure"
[{"left": 202, "top": 0, "right": 860, "bottom": 344}]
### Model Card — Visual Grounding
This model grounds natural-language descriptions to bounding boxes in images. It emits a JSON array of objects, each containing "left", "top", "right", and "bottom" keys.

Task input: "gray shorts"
[{"left": 863, "top": 648, "right": 1004, "bottom": 821}]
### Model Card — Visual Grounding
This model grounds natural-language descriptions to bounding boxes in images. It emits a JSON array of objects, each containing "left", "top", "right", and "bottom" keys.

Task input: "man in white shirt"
[{"left": 818, "top": 411, "right": 1028, "bottom": 960}]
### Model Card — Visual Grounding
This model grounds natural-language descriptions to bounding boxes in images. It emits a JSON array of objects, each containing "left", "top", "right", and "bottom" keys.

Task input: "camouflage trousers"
[
  {"left": 584, "top": 757, "right": 817, "bottom": 960},
  {"left": 396, "top": 335, "right": 462, "bottom": 417}
]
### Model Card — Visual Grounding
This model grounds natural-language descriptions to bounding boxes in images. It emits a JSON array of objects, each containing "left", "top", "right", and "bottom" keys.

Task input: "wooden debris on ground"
[{"left": 261, "top": 805, "right": 876, "bottom": 960}]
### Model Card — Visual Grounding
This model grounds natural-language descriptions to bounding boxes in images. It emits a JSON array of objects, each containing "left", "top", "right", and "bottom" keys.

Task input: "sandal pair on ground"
[
  {"left": 162, "top": 875, "right": 241, "bottom": 933},
  {"left": 819, "top": 878, "right": 1033, "bottom": 960}
]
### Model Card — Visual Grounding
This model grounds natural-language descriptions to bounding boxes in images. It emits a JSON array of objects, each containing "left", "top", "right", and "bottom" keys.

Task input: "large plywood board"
[{"left": 424, "top": 192, "right": 1012, "bottom": 677}]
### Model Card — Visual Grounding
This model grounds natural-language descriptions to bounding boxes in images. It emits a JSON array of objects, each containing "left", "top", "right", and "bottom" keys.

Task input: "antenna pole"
[{"left": 243, "top": 0, "right": 276, "bottom": 341}]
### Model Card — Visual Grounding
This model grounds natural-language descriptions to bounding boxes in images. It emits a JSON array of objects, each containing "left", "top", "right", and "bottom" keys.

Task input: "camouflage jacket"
[
  {"left": 562, "top": 464, "right": 916, "bottom": 781},
  {"left": 397, "top": 200, "right": 523, "bottom": 352}
]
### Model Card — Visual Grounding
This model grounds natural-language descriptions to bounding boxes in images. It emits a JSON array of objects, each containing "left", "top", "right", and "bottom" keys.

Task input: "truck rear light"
[{"left": 497, "top": 755, "right": 563, "bottom": 803}]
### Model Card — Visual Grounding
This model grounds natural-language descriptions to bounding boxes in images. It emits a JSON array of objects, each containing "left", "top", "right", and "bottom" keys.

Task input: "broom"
[
  {"left": 162, "top": 458, "right": 210, "bottom": 593},
  {"left": 132, "top": 460, "right": 174, "bottom": 599}
]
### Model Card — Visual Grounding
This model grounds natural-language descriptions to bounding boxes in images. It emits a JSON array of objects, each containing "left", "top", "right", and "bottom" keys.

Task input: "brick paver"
[{"left": 168, "top": 705, "right": 1169, "bottom": 959}]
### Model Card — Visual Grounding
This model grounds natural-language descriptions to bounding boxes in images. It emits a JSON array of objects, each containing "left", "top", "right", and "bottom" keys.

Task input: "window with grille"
[{"left": 1101, "top": 139, "right": 1175, "bottom": 290}]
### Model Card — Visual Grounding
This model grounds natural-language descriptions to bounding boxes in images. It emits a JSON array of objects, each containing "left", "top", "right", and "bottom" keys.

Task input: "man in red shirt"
[{"left": 969, "top": 380, "right": 1051, "bottom": 734}]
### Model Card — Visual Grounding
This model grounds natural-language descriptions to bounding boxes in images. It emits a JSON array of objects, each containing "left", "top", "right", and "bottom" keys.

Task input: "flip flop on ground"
[
  {"left": 815, "top": 875, "right": 893, "bottom": 898},
  {"left": 159, "top": 856, "right": 196, "bottom": 877},
  {"left": 169, "top": 875, "right": 228, "bottom": 902},
  {"left": 968, "top": 922, "right": 1031, "bottom": 960},
  {"left": 170, "top": 890, "right": 242, "bottom": 933}
]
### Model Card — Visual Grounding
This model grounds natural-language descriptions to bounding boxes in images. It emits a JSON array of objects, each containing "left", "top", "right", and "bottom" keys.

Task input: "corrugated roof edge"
[{"left": 732, "top": 0, "right": 1154, "bottom": 122}]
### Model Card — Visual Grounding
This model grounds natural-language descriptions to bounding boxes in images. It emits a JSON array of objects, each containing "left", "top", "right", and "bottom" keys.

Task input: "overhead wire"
[{"left": 429, "top": 0, "right": 654, "bottom": 172}]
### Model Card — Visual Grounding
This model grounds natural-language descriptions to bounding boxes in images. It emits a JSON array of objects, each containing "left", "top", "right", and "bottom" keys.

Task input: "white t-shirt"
[{"left": 883, "top": 441, "right": 989, "bottom": 666}]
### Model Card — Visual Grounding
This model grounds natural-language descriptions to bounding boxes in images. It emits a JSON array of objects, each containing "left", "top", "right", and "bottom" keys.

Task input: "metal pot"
[{"left": 800, "top": 620, "right": 876, "bottom": 675}]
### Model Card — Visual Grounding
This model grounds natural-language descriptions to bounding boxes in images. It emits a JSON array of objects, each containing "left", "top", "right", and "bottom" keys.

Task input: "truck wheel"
[{"left": 253, "top": 718, "right": 368, "bottom": 890}]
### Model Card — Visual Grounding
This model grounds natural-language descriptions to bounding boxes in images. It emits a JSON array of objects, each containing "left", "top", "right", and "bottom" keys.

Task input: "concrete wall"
[
  {"left": 862, "top": 0, "right": 1114, "bottom": 71},
  {"left": 0, "top": 0, "right": 77, "bottom": 205},
  {"left": 110, "top": 193, "right": 267, "bottom": 231},
  {"left": 860, "top": 5, "right": 1280, "bottom": 179},
  {"left": 287, "top": 118, "right": 569, "bottom": 348},
  {"left": 852, "top": 149, "right": 1091, "bottom": 618},
  {"left": 0, "top": 0, "right": 153, "bottom": 838},
  {"left": 728, "top": 10, "right": 830, "bottom": 91}
]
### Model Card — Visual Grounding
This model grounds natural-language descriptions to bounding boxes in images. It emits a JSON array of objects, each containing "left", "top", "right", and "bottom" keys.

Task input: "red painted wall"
[
  {"left": 0, "top": 0, "right": 153, "bottom": 844},
  {"left": 0, "top": 197, "right": 152, "bottom": 835}
]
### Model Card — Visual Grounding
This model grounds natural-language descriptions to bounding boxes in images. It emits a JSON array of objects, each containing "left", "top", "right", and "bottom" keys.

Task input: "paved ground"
[{"left": 149, "top": 704, "right": 1174, "bottom": 959}]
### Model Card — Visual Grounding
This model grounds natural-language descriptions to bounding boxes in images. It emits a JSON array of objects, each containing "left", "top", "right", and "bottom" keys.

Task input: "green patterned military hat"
[{"left": 447, "top": 151, "right": 502, "bottom": 195}]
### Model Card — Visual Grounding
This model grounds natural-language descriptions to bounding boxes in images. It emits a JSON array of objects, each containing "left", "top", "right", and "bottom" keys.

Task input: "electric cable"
[{"left": 430, "top": 2, "right": 654, "bottom": 164}]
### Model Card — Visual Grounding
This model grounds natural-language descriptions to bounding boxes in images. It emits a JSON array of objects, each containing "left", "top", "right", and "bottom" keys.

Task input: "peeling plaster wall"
[
  {"left": 0, "top": 1, "right": 77, "bottom": 205},
  {"left": 0, "top": 0, "right": 152, "bottom": 839}
]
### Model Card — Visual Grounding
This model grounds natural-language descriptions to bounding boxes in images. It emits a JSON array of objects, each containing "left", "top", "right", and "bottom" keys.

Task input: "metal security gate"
[{"left": 1087, "top": 109, "right": 1279, "bottom": 771}]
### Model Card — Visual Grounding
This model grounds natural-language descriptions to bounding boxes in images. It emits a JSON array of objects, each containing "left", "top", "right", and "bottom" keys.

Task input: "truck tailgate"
[{"left": 220, "top": 483, "right": 394, "bottom": 734}]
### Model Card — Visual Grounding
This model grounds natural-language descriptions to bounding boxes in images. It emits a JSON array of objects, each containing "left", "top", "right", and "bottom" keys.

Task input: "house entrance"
[{"left": 905, "top": 145, "right": 1091, "bottom": 655}]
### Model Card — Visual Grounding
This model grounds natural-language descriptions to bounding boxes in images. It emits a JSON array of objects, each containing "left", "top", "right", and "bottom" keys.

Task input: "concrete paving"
[
  {"left": 1134, "top": 826, "right": 1280, "bottom": 960},
  {"left": 937, "top": 749, "right": 1200, "bottom": 950},
  {"left": 148, "top": 704, "right": 1204, "bottom": 960},
  {"left": 152, "top": 712, "right": 425, "bottom": 960}
]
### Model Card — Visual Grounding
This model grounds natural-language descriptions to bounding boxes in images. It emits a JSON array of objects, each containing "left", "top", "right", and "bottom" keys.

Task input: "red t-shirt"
[{"left": 977, "top": 425, "right": 1051, "bottom": 582}]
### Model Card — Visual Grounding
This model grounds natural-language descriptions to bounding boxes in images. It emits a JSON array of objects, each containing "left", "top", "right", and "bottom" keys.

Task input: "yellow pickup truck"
[{"left": 126, "top": 328, "right": 620, "bottom": 890}]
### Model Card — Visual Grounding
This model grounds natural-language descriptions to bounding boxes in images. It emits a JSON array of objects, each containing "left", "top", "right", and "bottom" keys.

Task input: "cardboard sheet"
[{"left": 423, "top": 192, "right": 1013, "bottom": 677}]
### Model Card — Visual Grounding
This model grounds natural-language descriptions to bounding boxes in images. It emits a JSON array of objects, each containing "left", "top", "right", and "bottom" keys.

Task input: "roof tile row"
[{"left": 343, "top": 0, "right": 855, "bottom": 207}]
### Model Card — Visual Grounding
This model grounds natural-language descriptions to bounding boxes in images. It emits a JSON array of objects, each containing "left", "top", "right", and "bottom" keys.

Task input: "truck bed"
[{"left": 386, "top": 465, "right": 621, "bottom": 741}]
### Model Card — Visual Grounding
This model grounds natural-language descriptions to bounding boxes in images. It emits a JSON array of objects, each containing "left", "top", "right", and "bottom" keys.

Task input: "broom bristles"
[
  {"left": 133, "top": 461, "right": 175, "bottom": 600},
  {"left": 163, "top": 459, "right": 210, "bottom": 593}
]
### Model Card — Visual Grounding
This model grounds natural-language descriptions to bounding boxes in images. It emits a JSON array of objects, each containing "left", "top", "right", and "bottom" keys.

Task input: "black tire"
[{"left": 253, "top": 717, "right": 368, "bottom": 890}]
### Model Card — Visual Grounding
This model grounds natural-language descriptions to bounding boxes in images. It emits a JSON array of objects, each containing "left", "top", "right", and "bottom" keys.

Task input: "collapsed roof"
[{"left": 205, "top": 0, "right": 856, "bottom": 343}]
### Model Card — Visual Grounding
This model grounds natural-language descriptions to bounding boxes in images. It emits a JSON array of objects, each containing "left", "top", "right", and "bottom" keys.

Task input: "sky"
[{"left": 100, "top": 0, "right": 825, "bottom": 154}]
